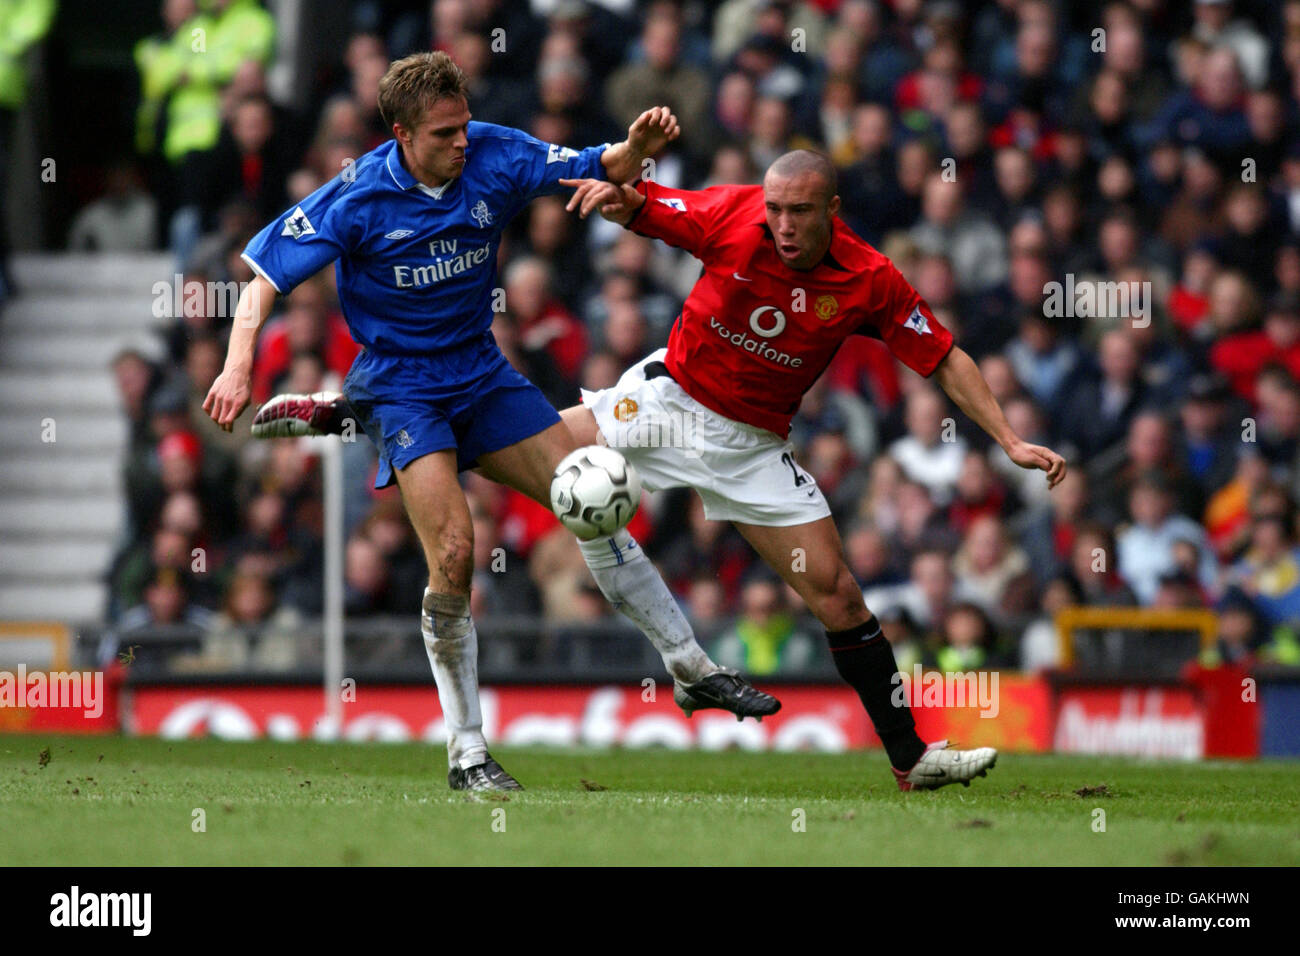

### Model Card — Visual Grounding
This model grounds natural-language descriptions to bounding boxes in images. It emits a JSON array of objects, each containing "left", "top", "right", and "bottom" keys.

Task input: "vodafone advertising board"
[{"left": 129, "top": 679, "right": 1054, "bottom": 752}]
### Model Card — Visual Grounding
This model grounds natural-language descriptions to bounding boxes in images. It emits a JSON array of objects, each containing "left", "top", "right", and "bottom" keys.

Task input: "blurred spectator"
[
  {"left": 1006, "top": 312, "right": 1082, "bottom": 417},
  {"left": 878, "top": 604, "right": 923, "bottom": 674},
  {"left": 1089, "top": 410, "right": 1202, "bottom": 527},
  {"left": 505, "top": 255, "right": 587, "bottom": 388},
  {"left": 1117, "top": 472, "right": 1218, "bottom": 605},
  {"left": 1201, "top": 586, "right": 1263, "bottom": 667},
  {"left": 1211, "top": 292, "right": 1300, "bottom": 403},
  {"left": 709, "top": 575, "right": 820, "bottom": 676},
  {"left": 68, "top": 162, "right": 158, "bottom": 251},
  {"left": 113, "top": 345, "right": 162, "bottom": 450},
  {"left": 343, "top": 533, "right": 400, "bottom": 615},
  {"left": 1178, "top": 372, "right": 1241, "bottom": 497},
  {"left": 685, "top": 575, "right": 728, "bottom": 645},
  {"left": 1227, "top": 514, "right": 1300, "bottom": 626},
  {"left": 113, "top": 567, "right": 216, "bottom": 647},
  {"left": 844, "top": 522, "right": 904, "bottom": 593},
  {"left": 1190, "top": 0, "right": 1269, "bottom": 91},
  {"left": 791, "top": 370, "right": 877, "bottom": 463},
  {"left": 867, "top": 547, "right": 973, "bottom": 634},
  {"left": 197, "top": 94, "right": 295, "bottom": 224},
  {"left": 1018, "top": 572, "right": 1082, "bottom": 673},
  {"left": 1017, "top": 463, "right": 1089, "bottom": 582},
  {"left": 605, "top": 9, "right": 710, "bottom": 160},
  {"left": 888, "top": 386, "right": 966, "bottom": 506},
  {"left": 713, "top": 0, "right": 826, "bottom": 64},
  {"left": 1056, "top": 329, "right": 1147, "bottom": 460},
  {"left": 183, "top": 572, "right": 303, "bottom": 672},
  {"left": 1146, "top": 45, "right": 1252, "bottom": 166},
  {"left": 910, "top": 172, "right": 1008, "bottom": 293},
  {"left": 951, "top": 514, "right": 1034, "bottom": 620},
  {"left": 1071, "top": 523, "right": 1138, "bottom": 607},
  {"left": 947, "top": 451, "right": 1011, "bottom": 537},
  {"left": 1204, "top": 452, "right": 1272, "bottom": 558},
  {"left": 934, "top": 602, "right": 998, "bottom": 672},
  {"left": 658, "top": 492, "right": 753, "bottom": 604}
]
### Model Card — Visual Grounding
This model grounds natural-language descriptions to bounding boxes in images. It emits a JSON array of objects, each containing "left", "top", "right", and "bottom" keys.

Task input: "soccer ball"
[{"left": 550, "top": 445, "right": 642, "bottom": 540}]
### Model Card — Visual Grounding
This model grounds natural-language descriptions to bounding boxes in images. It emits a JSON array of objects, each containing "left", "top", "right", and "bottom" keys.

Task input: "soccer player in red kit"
[
  {"left": 557, "top": 151, "right": 1067, "bottom": 789},
  {"left": 255, "top": 150, "right": 1066, "bottom": 790}
]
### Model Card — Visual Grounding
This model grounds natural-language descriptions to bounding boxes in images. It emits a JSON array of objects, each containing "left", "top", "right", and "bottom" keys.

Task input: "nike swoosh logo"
[
  {"left": 806, "top": 488, "right": 816, "bottom": 497},
  {"left": 733, "top": 272, "right": 753, "bottom": 282}
]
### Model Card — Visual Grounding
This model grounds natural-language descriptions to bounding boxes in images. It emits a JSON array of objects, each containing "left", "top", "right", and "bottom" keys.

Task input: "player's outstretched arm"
[
  {"left": 559, "top": 179, "right": 644, "bottom": 222},
  {"left": 933, "top": 345, "right": 1067, "bottom": 489},
  {"left": 202, "top": 274, "right": 278, "bottom": 432},
  {"left": 598, "top": 106, "right": 680, "bottom": 183}
]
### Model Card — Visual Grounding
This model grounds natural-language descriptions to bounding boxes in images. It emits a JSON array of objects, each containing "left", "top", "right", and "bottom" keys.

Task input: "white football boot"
[{"left": 893, "top": 739, "right": 998, "bottom": 791}]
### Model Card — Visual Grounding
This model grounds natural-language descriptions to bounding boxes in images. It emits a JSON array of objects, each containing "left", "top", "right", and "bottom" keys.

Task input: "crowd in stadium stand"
[{"left": 96, "top": 0, "right": 1300, "bottom": 676}]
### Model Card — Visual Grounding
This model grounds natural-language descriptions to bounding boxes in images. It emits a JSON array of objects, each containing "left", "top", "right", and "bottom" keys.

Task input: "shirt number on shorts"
[{"left": 780, "top": 452, "right": 810, "bottom": 489}]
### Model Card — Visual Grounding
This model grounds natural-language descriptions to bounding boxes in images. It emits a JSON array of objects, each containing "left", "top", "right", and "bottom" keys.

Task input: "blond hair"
[{"left": 377, "top": 51, "right": 468, "bottom": 132}]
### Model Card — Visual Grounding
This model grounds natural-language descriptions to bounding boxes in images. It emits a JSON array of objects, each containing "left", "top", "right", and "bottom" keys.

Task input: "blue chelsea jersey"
[{"left": 241, "top": 122, "right": 607, "bottom": 357}]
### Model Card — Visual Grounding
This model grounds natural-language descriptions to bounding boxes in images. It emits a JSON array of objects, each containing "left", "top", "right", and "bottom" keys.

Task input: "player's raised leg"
[
  {"left": 734, "top": 515, "right": 996, "bottom": 790},
  {"left": 476, "top": 408, "right": 779, "bottom": 719},
  {"left": 393, "top": 449, "right": 521, "bottom": 791},
  {"left": 246, "top": 392, "right": 780, "bottom": 717}
]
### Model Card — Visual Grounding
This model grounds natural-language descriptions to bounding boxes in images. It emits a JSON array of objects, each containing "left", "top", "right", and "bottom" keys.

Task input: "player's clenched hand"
[
  {"left": 202, "top": 366, "right": 252, "bottom": 433},
  {"left": 559, "top": 178, "right": 644, "bottom": 223},
  {"left": 1005, "top": 438, "right": 1067, "bottom": 489},
  {"left": 626, "top": 106, "right": 680, "bottom": 158}
]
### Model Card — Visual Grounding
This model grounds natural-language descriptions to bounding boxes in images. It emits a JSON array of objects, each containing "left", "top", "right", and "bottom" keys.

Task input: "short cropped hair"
[
  {"left": 766, "top": 149, "right": 838, "bottom": 203},
  {"left": 377, "top": 52, "right": 468, "bottom": 132}
]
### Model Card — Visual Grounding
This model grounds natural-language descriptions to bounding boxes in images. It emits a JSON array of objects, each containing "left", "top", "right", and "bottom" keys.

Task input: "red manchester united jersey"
[{"left": 628, "top": 181, "right": 954, "bottom": 437}]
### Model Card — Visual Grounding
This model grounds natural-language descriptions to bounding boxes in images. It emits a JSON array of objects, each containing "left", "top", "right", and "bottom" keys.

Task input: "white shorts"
[{"left": 580, "top": 350, "right": 833, "bottom": 526}]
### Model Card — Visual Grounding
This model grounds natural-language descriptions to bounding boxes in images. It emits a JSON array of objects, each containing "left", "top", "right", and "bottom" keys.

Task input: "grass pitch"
[{"left": 1, "top": 735, "right": 1297, "bottom": 866}]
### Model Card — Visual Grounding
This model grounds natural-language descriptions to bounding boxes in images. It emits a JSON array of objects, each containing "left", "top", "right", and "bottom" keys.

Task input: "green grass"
[{"left": 2, "top": 735, "right": 1298, "bottom": 865}]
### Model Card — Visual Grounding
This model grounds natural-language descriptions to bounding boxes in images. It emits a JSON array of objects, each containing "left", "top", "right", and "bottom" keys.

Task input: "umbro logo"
[{"left": 385, "top": 229, "right": 414, "bottom": 240}]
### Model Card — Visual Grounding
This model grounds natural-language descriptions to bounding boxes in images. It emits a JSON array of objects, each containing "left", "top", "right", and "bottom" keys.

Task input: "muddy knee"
[{"left": 435, "top": 529, "right": 474, "bottom": 594}]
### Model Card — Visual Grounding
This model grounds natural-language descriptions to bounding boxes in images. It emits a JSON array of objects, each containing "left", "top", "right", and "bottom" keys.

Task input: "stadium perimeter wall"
[{"left": 3, "top": 669, "right": 1291, "bottom": 758}]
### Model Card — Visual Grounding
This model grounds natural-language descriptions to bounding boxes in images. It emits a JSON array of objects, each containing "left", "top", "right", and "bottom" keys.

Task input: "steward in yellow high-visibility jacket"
[
  {"left": 0, "top": 0, "right": 57, "bottom": 110},
  {"left": 205, "top": 0, "right": 274, "bottom": 83},
  {"left": 135, "top": 0, "right": 274, "bottom": 164}
]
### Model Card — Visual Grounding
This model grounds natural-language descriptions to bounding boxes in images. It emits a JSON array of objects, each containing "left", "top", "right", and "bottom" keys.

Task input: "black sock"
[{"left": 826, "top": 616, "right": 926, "bottom": 771}]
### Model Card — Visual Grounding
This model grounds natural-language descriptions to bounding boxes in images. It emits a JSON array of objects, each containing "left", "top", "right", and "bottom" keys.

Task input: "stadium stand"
[{"left": 9, "top": 0, "right": 1300, "bottom": 682}]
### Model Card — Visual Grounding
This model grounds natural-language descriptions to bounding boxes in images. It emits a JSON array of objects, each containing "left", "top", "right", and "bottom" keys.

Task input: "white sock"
[
  {"left": 421, "top": 589, "right": 487, "bottom": 770},
  {"left": 578, "top": 529, "right": 717, "bottom": 683}
]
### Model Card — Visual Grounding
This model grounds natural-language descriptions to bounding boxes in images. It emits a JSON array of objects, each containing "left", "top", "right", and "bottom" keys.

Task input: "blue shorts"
[{"left": 343, "top": 341, "right": 562, "bottom": 489}]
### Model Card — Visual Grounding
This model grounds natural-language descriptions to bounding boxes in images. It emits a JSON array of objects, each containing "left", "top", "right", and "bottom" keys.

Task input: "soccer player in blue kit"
[{"left": 203, "top": 52, "right": 777, "bottom": 791}]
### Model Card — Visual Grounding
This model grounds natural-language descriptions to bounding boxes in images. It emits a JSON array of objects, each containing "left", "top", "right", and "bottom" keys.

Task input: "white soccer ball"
[{"left": 549, "top": 445, "right": 642, "bottom": 540}]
